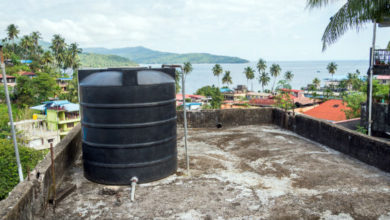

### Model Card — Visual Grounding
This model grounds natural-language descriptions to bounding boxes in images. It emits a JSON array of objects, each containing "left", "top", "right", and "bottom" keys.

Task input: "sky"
[{"left": 1, "top": 0, "right": 390, "bottom": 61}]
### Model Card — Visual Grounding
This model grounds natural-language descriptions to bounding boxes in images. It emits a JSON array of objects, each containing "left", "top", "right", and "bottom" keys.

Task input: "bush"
[{"left": 0, "top": 139, "right": 47, "bottom": 200}]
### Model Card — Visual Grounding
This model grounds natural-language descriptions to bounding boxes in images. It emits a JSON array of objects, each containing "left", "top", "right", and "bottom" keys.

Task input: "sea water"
[{"left": 143, "top": 60, "right": 369, "bottom": 94}]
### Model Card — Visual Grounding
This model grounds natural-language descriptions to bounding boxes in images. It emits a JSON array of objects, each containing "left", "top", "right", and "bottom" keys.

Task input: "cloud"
[{"left": 1, "top": 0, "right": 389, "bottom": 60}]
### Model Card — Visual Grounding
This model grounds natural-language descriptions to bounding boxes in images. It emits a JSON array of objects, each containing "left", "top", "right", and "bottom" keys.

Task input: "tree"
[
  {"left": 222, "top": 71, "right": 232, "bottom": 86},
  {"left": 276, "top": 80, "right": 292, "bottom": 90},
  {"left": 15, "top": 76, "right": 35, "bottom": 107},
  {"left": 212, "top": 64, "right": 223, "bottom": 87},
  {"left": 65, "top": 43, "right": 82, "bottom": 72},
  {"left": 243, "top": 66, "right": 255, "bottom": 91},
  {"left": 307, "top": 0, "right": 390, "bottom": 50},
  {"left": 175, "top": 70, "right": 181, "bottom": 94},
  {"left": 256, "top": 58, "right": 267, "bottom": 74},
  {"left": 259, "top": 72, "right": 270, "bottom": 92},
  {"left": 19, "top": 35, "right": 33, "bottom": 59},
  {"left": 50, "top": 34, "right": 67, "bottom": 72},
  {"left": 196, "top": 85, "right": 224, "bottom": 109},
  {"left": 6, "top": 24, "right": 19, "bottom": 52},
  {"left": 327, "top": 62, "right": 338, "bottom": 80},
  {"left": 284, "top": 71, "right": 294, "bottom": 82},
  {"left": 270, "top": 64, "right": 281, "bottom": 92},
  {"left": 313, "top": 77, "right": 321, "bottom": 89},
  {"left": 342, "top": 92, "right": 366, "bottom": 119},
  {"left": 32, "top": 73, "right": 61, "bottom": 103}
]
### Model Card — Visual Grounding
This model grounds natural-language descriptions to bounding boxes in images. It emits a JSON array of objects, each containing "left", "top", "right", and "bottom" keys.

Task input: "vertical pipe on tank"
[{"left": 181, "top": 68, "right": 190, "bottom": 176}]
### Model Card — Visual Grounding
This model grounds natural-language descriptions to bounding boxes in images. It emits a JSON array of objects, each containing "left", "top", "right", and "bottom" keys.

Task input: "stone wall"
[
  {"left": 0, "top": 124, "right": 82, "bottom": 220},
  {"left": 361, "top": 103, "right": 390, "bottom": 136},
  {"left": 177, "top": 108, "right": 273, "bottom": 128}
]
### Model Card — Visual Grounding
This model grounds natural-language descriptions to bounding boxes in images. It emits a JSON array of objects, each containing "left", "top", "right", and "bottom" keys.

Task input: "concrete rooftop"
[{"left": 46, "top": 125, "right": 390, "bottom": 219}]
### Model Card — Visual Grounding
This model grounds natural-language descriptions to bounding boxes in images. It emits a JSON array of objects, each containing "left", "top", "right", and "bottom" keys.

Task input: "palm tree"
[
  {"left": 222, "top": 71, "right": 232, "bottom": 86},
  {"left": 6, "top": 24, "right": 19, "bottom": 43},
  {"left": 20, "top": 35, "right": 33, "bottom": 59},
  {"left": 313, "top": 77, "right": 321, "bottom": 89},
  {"left": 259, "top": 72, "right": 270, "bottom": 92},
  {"left": 65, "top": 43, "right": 83, "bottom": 71},
  {"left": 244, "top": 66, "right": 255, "bottom": 91},
  {"left": 307, "top": 0, "right": 390, "bottom": 51},
  {"left": 183, "top": 62, "right": 193, "bottom": 75},
  {"left": 284, "top": 71, "right": 294, "bottom": 82},
  {"left": 50, "top": 34, "right": 67, "bottom": 71},
  {"left": 212, "top": 64, "right": 223, "bottom": 87},
  {"left": 41, "top": 51, "right": 54, "bottom": 66},
  {"left": 270, "top": 64, "right": 281, "bottom": 92},
  {"left": 327, "top": 62, "right": 338, "bottom": 80},
  {"left": 256, "top": 59, "right": 267, "bottom": 74}
]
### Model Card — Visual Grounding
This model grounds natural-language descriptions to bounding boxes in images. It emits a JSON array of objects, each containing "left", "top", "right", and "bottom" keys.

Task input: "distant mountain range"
[
  {"left": 82, "top": 46, "right": 249, "bottom": 64},
  {"left": 79, "top": 53, "right": 137, "bottom": 68}
]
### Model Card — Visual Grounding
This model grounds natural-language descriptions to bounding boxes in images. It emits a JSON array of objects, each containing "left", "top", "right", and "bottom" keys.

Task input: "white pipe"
[
  {"left": 130, "top": 177, "right": 138, "bottom": 202},
  {"left": 1, "top": 62, "right": 23, "bottom": 182},
  {"left": 368, "top": 22, "right": 377, "bottom": 136}
]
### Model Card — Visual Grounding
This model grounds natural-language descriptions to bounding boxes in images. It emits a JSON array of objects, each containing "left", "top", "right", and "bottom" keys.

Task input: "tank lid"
[
  {"left": 137, "top": 70, "right": 175, "bottom": 85},
  {"left": 80, "top": 71, "right": 122, "bottom": 86}
]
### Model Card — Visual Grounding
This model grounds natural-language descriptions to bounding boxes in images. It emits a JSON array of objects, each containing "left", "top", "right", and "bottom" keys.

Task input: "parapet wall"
[
  {"left": 178, "top": 108, "right": 390, "bottom": 173},
  {"left": 177, "top": 108, "right": 273, "bottom": 128},
  {"left": 273, "top": 108, "right": 390, "bottom": 173},
  {"left": 0, "top": 124, "right": 81, "bottom": 220}
]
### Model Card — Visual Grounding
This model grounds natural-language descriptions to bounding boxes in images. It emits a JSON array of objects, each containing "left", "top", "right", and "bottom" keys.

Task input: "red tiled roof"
[
  {"left": 376, "top": 75, "right": 390, "bottom": 80},
  {"left": 249, "top": 98, "right": 275, "bottom": 106},
  {"left": 0, "top": 75, "right": 15, "bottom": 79},
  {"left": 19, "top": 71, "right": 36, "bottom": 76},
  {"left": 188, "top": 94, "right": 205, "bottom": 99},
  {"left": 176, "top": 94, "right": 191, "bottom": 100},
  {"left": 280, "top": 88, "right": 303, "bottom": 93},
  {"left": 303, "top": 99, "right": 349, "bottom": 122}
]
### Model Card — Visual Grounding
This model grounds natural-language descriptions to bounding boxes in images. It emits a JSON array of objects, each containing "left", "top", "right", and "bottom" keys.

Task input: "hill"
[
  {"left": 79, "top": 53, "right": 138, "bottom": 68},
  {"left": 83, "top": 46, "right": 249, "bottom": 64}
]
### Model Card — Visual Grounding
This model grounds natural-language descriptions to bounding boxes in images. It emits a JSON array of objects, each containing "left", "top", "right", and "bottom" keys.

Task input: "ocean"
[{"left": 142, "top": 60, "right": 369, "bottom": 94}]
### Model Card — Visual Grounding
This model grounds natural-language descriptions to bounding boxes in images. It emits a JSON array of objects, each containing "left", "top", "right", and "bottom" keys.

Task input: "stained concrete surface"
[{"left": 45, "top": 125, "right": 390, "bottom": 219}]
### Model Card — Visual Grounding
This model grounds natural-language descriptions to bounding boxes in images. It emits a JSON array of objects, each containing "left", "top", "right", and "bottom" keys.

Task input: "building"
[
  {"left": 11, "top": 119, "right": 60, "bottom": 150},
  {"left": 246, "top": 92, "right": 271, "bottom": 100},
  {"left": 280, "top": 89, "right": 314, "bottom": 106},
  {"left": 303, "top": 99, "right": 349, "bottom": 122},
  {"left": 31, "top": 100, "right": 80, "bottom": 139},
  {"left": 375, "top": 75, "right": 390, "bottom": 85},
  {"left": 0, "top": 75, "right": 16, "bottom": 87},
  {"left": 57, "top": 77, "right": 73, "bottom": 92},
  {"left": 18, "top": 71, "right": 36, "bottom": 79}
]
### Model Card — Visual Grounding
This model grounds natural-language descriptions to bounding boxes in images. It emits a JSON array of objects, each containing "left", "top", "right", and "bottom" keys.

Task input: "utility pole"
[
  {"left": 368, "top": 22, "right": 377, "bottom": 136},
  {"left": 0, "top": 44, "right": 24, "bottom": 182}
]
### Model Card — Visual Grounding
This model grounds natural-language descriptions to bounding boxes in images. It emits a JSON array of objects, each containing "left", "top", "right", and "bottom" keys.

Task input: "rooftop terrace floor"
[{"left": 47, "top": 125, "right": 390, "bottom": 219}]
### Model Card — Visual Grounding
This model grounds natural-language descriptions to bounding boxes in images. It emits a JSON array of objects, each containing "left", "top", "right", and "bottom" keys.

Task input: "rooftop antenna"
[
  {"left": 162, "top": 64, "right": 190, "bottom": 176},
  {"left": 0, "top": 44, "right": 24, "bottom": 182}
]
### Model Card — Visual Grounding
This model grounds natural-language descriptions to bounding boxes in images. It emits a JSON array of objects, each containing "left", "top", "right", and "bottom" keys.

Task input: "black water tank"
[{"left": 78, "top": 68, "right": 177, "bottom": 185}]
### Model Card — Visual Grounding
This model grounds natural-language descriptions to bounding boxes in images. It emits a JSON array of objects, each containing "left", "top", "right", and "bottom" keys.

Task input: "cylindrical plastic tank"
[{"left": 78, "top": 68, "right": 177, "bottom": 184}]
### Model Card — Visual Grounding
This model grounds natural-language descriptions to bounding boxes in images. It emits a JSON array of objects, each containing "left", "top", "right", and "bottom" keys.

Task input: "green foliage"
[
  {"left": 356, "top": 125, "right": 368, "bottom": 135},
  {"left": 307, "top": 0, "right": 390, "bottom": 50},
  {"left": 276, "top": 80, "right": 292, "bottom": 90},
  {"left": 196, "top": 85, "right": 224, "bottom": 109},
  {"left": 323, "top": 86, "right": 335, "bottom": 101},
  {"left": 5, "top": 64, "right": 30, "bottom": 75},
  {"left": 342, "top": 92, "right": 366, "bottom": 119},
  {"left": 0, "top": 139, "right": 47, "bottom": 200},
  {"left": 274, "top": 91, "right": 294, "bottom": 111},
  {"left": 222, "top": 71, "right": 232, "bottom": 86},
  {"left": 15, "top": 73, "right": 61, "bottom": 107},
  {"left": 59, "top": 73, "right": 79, "bottom": 103},
  {"left": 79, "top": 53, "right": 137, "bottom": 68},
  {"left": 270, "top": 64, "right": 282, "bottom": 92},
  {"left": 175, "top": 70, "right": 181, "bottom": 94},
  {"left": 361, "top": 79, "right": 390, "bottom": 102}
]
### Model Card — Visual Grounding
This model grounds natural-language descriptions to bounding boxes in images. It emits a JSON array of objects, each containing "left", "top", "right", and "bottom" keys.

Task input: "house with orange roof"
[
  {"left": 303, "top": 99, "right": 349, "bottom": 122},
  {"left": 280, "top": 88, "right": 314, "bottom": 106}
]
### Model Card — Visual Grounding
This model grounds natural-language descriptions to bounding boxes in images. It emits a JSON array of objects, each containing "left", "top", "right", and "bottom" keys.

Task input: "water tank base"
[{"left": 83, "top": 155, "right": 177, "bottom": 185}]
